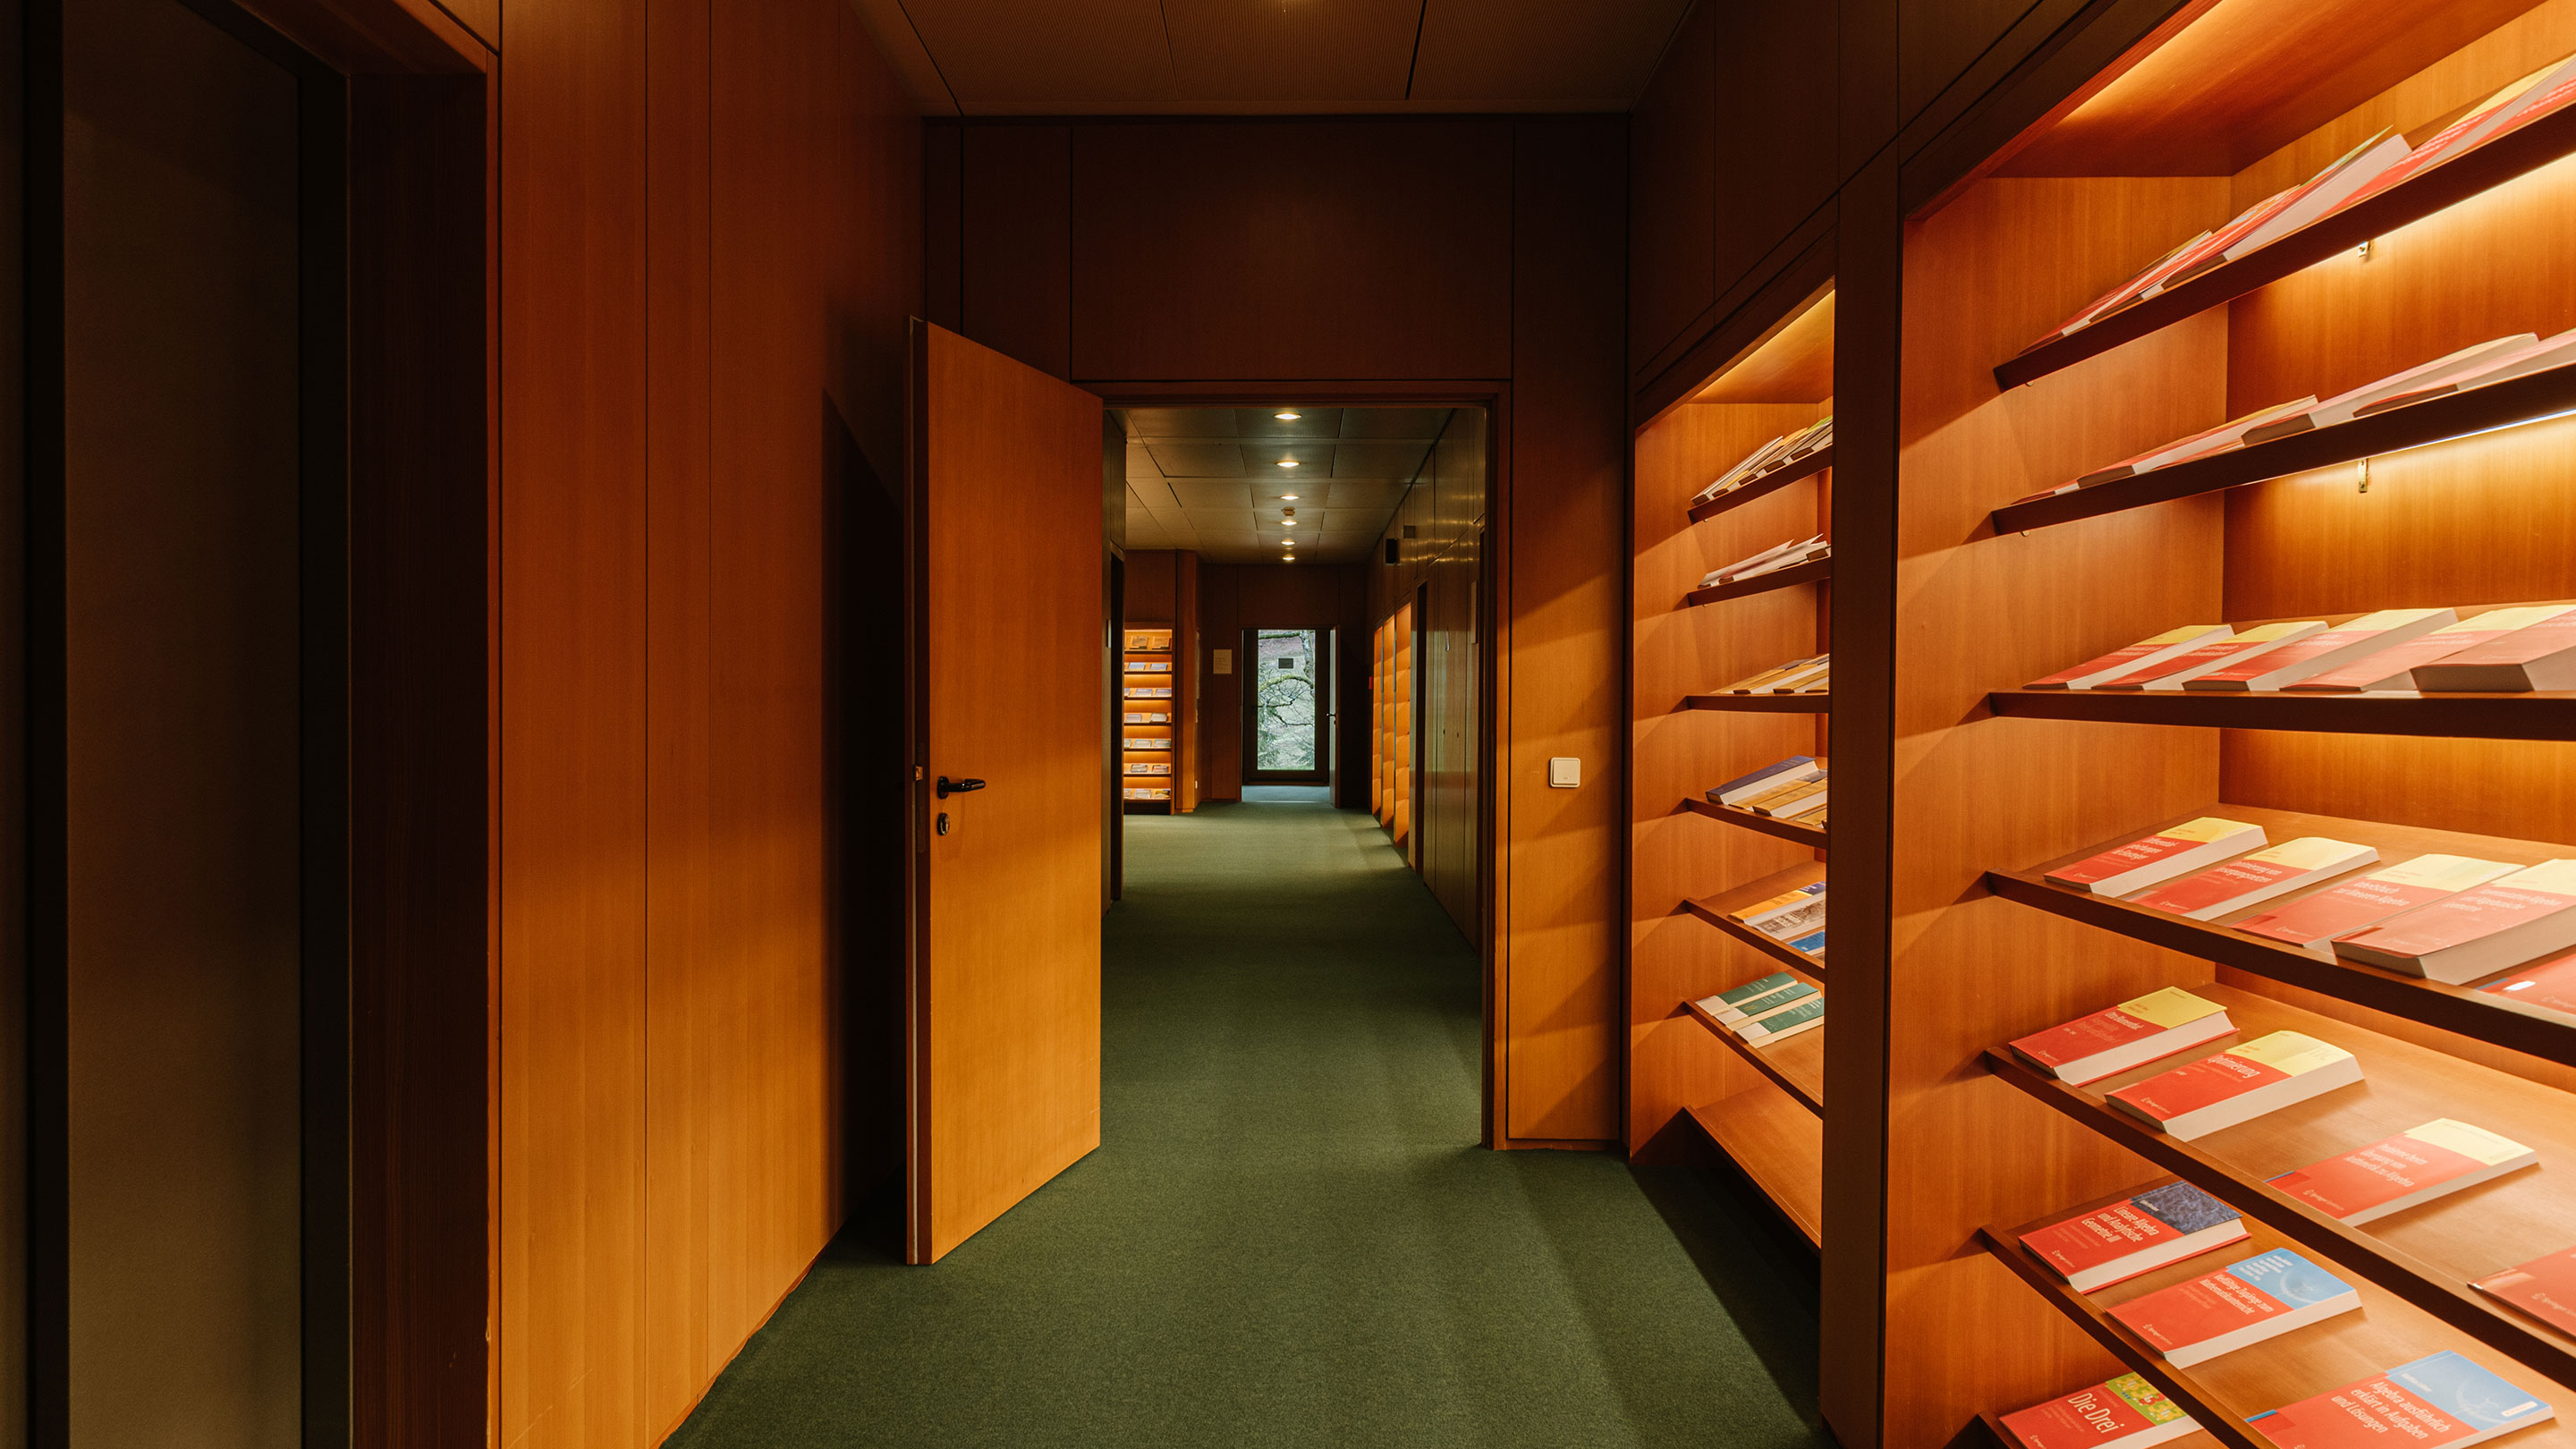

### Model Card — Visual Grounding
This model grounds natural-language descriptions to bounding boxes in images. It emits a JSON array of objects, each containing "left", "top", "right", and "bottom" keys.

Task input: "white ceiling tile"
[{"left": 1146, "top": 441, "right": 1247, "bottom": 478}]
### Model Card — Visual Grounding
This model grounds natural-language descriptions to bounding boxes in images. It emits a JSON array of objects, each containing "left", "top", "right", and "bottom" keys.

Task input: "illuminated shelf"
[
  {"left": 1684, "top": 1090, "right": 1823, "bottom": 1251},
  {"left": 1683, "top": 995, "right": 1824, "bottom": 1113},
  {"left": 1681, "top": 795, "right": 1827, "bottom": 849},
  {"left": 1990, "top": 364, "right": 2576, "bottom": 534},
  {"left": 1681, "top": 861, "right": 1828, "bottom": 980},
  {"left": 1685, "top": 445, "right": 1834, "bottom": 524},
  {"left": 1995, "top": 106, "right": 2576, "bottom": 391},
  {"left": 1987, "top": 686, "right": 2576, "bottom": 741},
  {"left": 1682, "top": 691, "right": 1828, "bottom": 714},
  {"left": 1682, "top": 555, "right": 1830, "bottom": 608}
]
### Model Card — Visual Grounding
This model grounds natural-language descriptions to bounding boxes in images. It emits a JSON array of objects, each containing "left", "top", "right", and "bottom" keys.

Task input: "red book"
[
  {"left": 2009, "top": 987, "right": 2234, "bottom": 1085},
  {"left": 2267, "top": 1119, "right": 2538, "bottom": 1225},
  {"left": 2285, "top": 606, "right": 2576, "bottom": 691},
  {"left": 2017, "top": 1181, "right": 2245, "bottom": 1292},
  {"left": 2002, "top": 1376, "right": 2199, "bottom": 1449},
  {"left": 2028, "top": 625, "right": 2231, "bottom": 690},
  {"left": 2482, "top": 947, "right": 2576, "bottom": 1018},
  {"left": 2108, "top": 1248, "right": 2359, "bottom": 1368},
  {"left": 2235, "top": 854, "right": 2518, "bottom": 949},
  {"left": 2125, "top": 837, "right": 2377, "bottom": 921},
  {"left": 2475, "top": 1246, "right": 2576, "bottom": 1339},
  {"left": 2247, "top": 1352, "right": 2554, "bottom": 1449},
  {"left": 2106, "top": 1032, "right": 2360, "bottom": 1140},
  {"left": 2044, "top": 818, "right": 2266, "bottom": 896},
  {"left": 2183, "top": 608, "right": 2455, "bottom": 691},
  {"left": 2093, "top": 621, "right": 2326, "bottom": 691},
  {"left": 2333, "top": 860, "right": 2576, "bottom": 985},
  {"left": 2415, "top": 611, "right": 2576, "bottom": 692}
]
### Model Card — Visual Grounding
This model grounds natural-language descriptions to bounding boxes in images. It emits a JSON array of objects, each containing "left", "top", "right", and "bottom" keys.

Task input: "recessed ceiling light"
[
  {"left": 1275, "top": 411, "right": 1301, "bottom": 420},
  {"left": 1276, "top": 459, "right": 1298, "bottom": 468},
  {"left": 1281, "top": 520, "right": 1296, "bottom": 527},
  {"left": 1281, "top": 493, "right": 1299, "bottom": 501}
]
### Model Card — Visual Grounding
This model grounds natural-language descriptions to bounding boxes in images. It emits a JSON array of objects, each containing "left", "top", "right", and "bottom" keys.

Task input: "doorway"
[{"left": 1242, "top": 627, "right": 1329, "bottom": 784}]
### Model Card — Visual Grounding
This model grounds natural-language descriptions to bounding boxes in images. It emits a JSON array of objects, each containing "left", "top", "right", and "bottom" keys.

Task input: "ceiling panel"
[
  {"left": 1237, "top": 442, "right": 1337, "bottom": 475},
  {"left": 1314, "top": 479, "right": 1410, "bottom": 509},
  {"left": 1165, "top": 480, "right": 1256, "bottom": 509},
  {"left": 1336, "top": 406, "right": 1452, "bottom": 439},
  {"left": 1158, "top": 0, "right": 1417, "bottom": 113},
  {"left": 897, "top": 0, "right": 1177, "bottom": 109},
  {"left": 1410, "top": 0, "right": 1689, "bottom": 105},
  {"left": 1124, "top": 407, "right": 1242, "bottom": 439},
  {"left": 1329, "top": 440, "right": 1434, "bottom": 479},
  {"left": 1321, "top": 508, "right": 1390, "bottom": 530},
  {"left": 1181, "top": 507, "right": 1259, "bottom": 531},
  {"left": 1145, "top": 441, "right": 1248, "bottom": 478},
  {"left": 1229, "top": 407, "right": 1343, "bottom": 439}
]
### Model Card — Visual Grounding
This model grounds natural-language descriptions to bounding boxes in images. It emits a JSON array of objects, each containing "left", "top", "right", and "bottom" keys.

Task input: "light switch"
[{"left": 1548, "top": 757, "right": 1580, "bottom": 789}]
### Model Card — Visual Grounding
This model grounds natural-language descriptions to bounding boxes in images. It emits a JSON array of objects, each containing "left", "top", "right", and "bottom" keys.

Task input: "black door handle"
[{"left": 936, "top": 776, "right": 986, "bottom": 799}]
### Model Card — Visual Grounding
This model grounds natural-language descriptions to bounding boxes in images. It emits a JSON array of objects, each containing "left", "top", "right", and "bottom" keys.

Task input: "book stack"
[
  {"left": 1687, "top": 414, "right": 1834, "bottom": 506},
  {"left": 2027, "top": 600, "right": 2576, "bottom": 694},
  {"left": 1127, "top": 736, "right": 1172, "bottom": 751},
  {"left": 1728, "top": 881, "right": 1826, "bottom": 958},
  {"left": 1716, "top": 653, "right": 1830, "bottom": 694},
  {"left": 1699, "top": 536, "right": 1829, "bottom": 589},
  {"left": 1707, "top": 757, "right": 1828, "bottom": 821},
  {"left": 1124, "top": 684, "right": 1174, "bottom": 699},
  {"left": 1121, "top": 785, "right": 1168, "bottom": 801},
  {"left": 1693, "top": 971, "right": 1824, "bottom": 1047},
  {"left": 1123, "top": 710, "right": 1170, "bottom": 724},
  {"left": 2330, "top": 860, "right": 2576, "bottom": 985},
  {"left": 1130, "top": 659, "right": 1172, "bottom": 674},
  {"left": 1125, "top": 761, "right": 1171, "bottom": 776}
]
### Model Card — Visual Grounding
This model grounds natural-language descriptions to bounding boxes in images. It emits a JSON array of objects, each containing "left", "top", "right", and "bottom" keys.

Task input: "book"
[
  {"left": 1786, "top": 928, "right": 1826, "bottom": 958},
  {"left": 2199, "top": 130, "right": 2411, "bottom": 267},
  {"left": 1737, "top": 996, "right": 1823, "bottom": 1046},
  {"left": 2010, "top": 987, "right": 2236, "bottom": 1086},
  {"left": 2246, "top": 1352, "right": 2553, "bottom": 1449},
  {"left": 2000, "top": 1376, "right": 2199, "bottom": 1449},
  {"left": 2330, "top": 53, "right": 2576, "bottom": 218},
  {"left": 2285, "top": 606, "right": 2576, "bottom": 692},
  {"left": 2480, "top": 947, "right": 2576, "bottom": 1020},
  {"left": 2241, "top": 335, "right": 2539, "bottom": 445},
  {"left": 1750, "top": 658, "right": 1833, "bottom": 693},
  {"left": 2106, "top": 1031, "right": 2361, "bottom": 1140},
  {"left": 2044, "top": 818, "right": 2267, "bottom": 897},
  {"left": 2474, "top": 1247, "right": 2576, "bottom": 1340},
  {"left": 1696, "top": 971, "right": 1801, "bottom": 1021},
  {"left": 2125, "top": 837, "right": 2380, "bottom": 920},
  {"left": 1691, "top": 435, "right": 1789, "bottom": 503},
  {"left": 2017, "top": 1182, "right": 2246, "bottom": 1292},
  {"left": 2334, "top": 860, "right": 2576, "bottom": 985},
  {"left": 2108, "top": 1248, "right": 2360, "bottom": 1368},
  {"left": 2415, "top": 609, "right": 2576, "bottom": 692},
  {"left": 2267, "top": 1119, "right": 2538, "bottom": 1224},
  {"left": 1716, "top": 978, "right": 1818, "bottom": 1026},
  {"left": 2184, "top": 607, "right": 2458, "bottom": 691},
  {"left": 1748, "top": 777, "right": 1829, "bottom": 818},
  {"left": 2130, "top": 187, "right": 2301, "bottom": 300},
  {"left": 2354, "top": 327, "right": 2576, "bottom": 419},
  {"left": 2021, "top": 227, "right": 2214, "bottom": 351},
  {"left": 1701, "top": 536, "right": 1826, "bottom": 587},
  {"left": 2095, "top": 621, "right": 2328, "bottom": 691},
  {"left": 1709, "top": 756, "right": 1817, "bottom": 807},
  {"left": 2236, "top": 854, "right": 2521, "bottom": 950},
  {"left": 1722, "top": 655, "right": 1826, "bottom": 692},
  {"left": 1125, "top": 685, "right": 1174, "bottom": 698},
  {"left": 2060, "top": 398, "right": 2320, "bottom": 492},
  {"left": 1731, "top": 541, "right": 1831, "bottom": 581},
  {"left": 1730, "top": 881, "right": 1826, "bottom": 933},
  {"left": 2029, "top": 625, "right": 2233, "bottom": 690}
]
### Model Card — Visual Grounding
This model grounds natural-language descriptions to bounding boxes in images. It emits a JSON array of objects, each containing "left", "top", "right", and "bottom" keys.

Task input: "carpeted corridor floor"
[{"left": 666, "top": 795, "right": 1827, "bottom": 1448}]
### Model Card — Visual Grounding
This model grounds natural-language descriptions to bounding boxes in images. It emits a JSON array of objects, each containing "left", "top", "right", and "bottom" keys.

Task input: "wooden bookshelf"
[
  {"left": 1682, "top": 860, "right": 1830, "bottom": 979},
  {"left": 1683, "top": 996, "right": 1825, "bottom": 1113},
  {"left": 1120, "top": 626, "right": 1178, "bottom": 813},
  {"left": 1686, "top": 445, "right": 1835, "bottom": 523},
  {"left": 1682, "top": 554, "right": 1831, "bottom": 607},
  {"left": 1989, "top": 686, "right": 2576, "bottom": 740},
  {"left": 1686, "top": 1091, "right": 1824, "bottom": 1251},
  {"left": 1982, "top": 979, "right": 2576, "bottom": 1388},
  {"left": 1681, "top": 796, "right": 1828, "bottom": 849},
  {"left": 1682, "top": 691, "right": 1831, "bottom": 714},
  {"left": 1390, "top": 601, "right": 1414, "bottom": 852},
  {"left": 1371, "top": 616, "right": 1392, "bottom": 826},
  {"left": 1630, "top": 274, "right": 1834, "bottom": 1313},
  {"left": 1990, "top": 363, "right": 2576, "bottom": 533},
  {"left": 1866, "top": 1, "right": 2576, "bottom": 1443}
]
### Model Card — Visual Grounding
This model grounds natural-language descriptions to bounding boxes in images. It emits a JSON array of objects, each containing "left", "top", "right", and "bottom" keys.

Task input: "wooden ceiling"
[
  {"left": 1120, "top": 406, "right": 1449, "bottom": 564},
  {"left": 846, "top": 0, "right": 1693, "bottom": 114}
]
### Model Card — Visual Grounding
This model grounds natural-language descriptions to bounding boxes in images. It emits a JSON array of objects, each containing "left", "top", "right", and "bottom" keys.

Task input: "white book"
[
  {"left": 2244, "top": 335, "right": 2536, "bottom": 443},
  {"left": 2223, "top": 132, "right": 2412, "bottom": 258}
]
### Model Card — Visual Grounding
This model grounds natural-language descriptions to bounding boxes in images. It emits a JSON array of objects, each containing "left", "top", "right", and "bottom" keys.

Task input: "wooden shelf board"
[
  {"left": 1682, "top": 691, "right": 1829, "bottom": 714},
  {"left": 1984, "top": 981, "right": 2576, "bottom": 1389},
  {"left": 1991, "top": 364, "right": 2576, "bottom": 532},
  {"left": 1995, "top": 106, "right": 2576, "bottom": 391},
  {"left": 1681, "top": 860, "right": 1829, "bottom": 981},
  {"left": 1683, "top": 1090, "right": 1824, "bottom": 1251},
  {"left": 1682, "top": 555, "right": 1832, "bottom": 608},
  {"left": 1681, "top": 795, "right": 1828, "bottom": 849},
  {"left": 1978, "top": 1211, "right": 2576, "bottom": 1449},
  {"left": 1988, "top": 687, "right": 2576, "bottom": 741},
  {"left": 1684, "top": 446, "right": 1835, "bottom": 524},
  {"left": 1683, "top": 996, "right": 1825, "bottom": 1113},
  {"left": 1992, "top": 803, "right": 2576, "bottom": 1069}
]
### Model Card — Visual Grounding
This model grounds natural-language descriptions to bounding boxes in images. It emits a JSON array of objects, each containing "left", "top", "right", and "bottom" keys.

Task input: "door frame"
[
  {"left": 1239, "top": 625, "right": 1329, "bottom": 784},
  {"left": 1089, "top": 381, "right": 1507, "bottom": 1146}
]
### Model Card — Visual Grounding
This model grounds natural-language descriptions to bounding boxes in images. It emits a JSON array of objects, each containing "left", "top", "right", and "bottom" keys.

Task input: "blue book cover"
[
  {"left": 2224, "top": 1249, "right": 2352, "bottom": 1309},
  {"left": 2131, "top": 1181, "right": 2240, "bottom": 1235},
  {"left": 1709, "top": 756, "right": 1812, "bottom": 801},
  {"left": 2385, "top": 1352, "right": 2551, "bottom": 1436},
  {"left": 1790, "top": 928, "right": 1826, "bottom": 955},
  {"left": 2248, "top": 1351, "right": 2552, "bottom": 1447}
]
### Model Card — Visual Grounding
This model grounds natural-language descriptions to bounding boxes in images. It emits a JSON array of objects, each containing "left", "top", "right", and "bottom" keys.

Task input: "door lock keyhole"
[{"left": 936, "top": 811, "right": 951, "bottom": 836}]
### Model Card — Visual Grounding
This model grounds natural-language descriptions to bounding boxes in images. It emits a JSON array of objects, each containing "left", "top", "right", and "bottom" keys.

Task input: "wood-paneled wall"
[
  {"left": 943, "top": 116, "right": 1626, "bottom": 1148},
  {"left": 498, "top": 0, "right": 920, "bottom": 1444},
  {"left": 1195, "top": 563, "right": 1368, "bottom": 806}
]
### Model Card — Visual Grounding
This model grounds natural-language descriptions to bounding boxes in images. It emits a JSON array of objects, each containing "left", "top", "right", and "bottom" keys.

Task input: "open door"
[{"left": 907, "top": 323, "right": 1105, "bottom": 1262}]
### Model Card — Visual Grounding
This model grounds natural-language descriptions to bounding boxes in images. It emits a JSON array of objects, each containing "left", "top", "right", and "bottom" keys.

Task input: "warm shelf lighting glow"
[{"left": 1275, "top": 411, "right": 1301, "bottom": 420}]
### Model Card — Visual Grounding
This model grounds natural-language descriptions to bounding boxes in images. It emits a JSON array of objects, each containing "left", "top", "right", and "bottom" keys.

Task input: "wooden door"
[{"left": 909, "top": 323, "right": 1104, "bottom": 1263}]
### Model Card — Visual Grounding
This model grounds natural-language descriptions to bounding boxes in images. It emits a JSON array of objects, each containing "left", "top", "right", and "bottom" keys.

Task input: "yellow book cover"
[
  {"left": 2495, "top": 859, "right": 2576, "bottom": 894},
  {"left": 2405, "top": 1118, "right": 2533, "bottom": 1167},
  {"left": 1739, "top": 775, "right": 1825, "bottom": 811},
  {"left": 2160, "top": 817, "right": 2259, "bottom": 844},
  {"left": 2115, "top": 987, "right": 2225, "bottom": 1030},
  {"left": 2243, "top": 836, "right": 2374, "bottom": 870},
  {"left": 1728, "top": 886, "right": 1821, "bottom": 924},
  {"left": 2366, "top": 854, "right": 2521, "bottom": 891},
  {"left": 2226, "top": 1030, "right": 2351, "bottom": 1077}
]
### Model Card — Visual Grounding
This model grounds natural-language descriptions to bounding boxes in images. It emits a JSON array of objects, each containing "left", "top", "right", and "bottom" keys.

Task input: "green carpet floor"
[{"left": 666, "top": 795, "right": 1826, "bottom": 1448}]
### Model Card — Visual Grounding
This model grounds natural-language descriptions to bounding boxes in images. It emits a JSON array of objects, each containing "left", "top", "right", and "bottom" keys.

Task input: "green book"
[{"left": 1737, "top": 996, "right": 1825, "bottom": 1046}]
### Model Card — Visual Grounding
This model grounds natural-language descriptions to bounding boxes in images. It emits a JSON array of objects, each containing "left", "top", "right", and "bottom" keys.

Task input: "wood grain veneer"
[
  {"left": 1991, "top": 689, "right": 2576, "bottom": 740},
  {"left": 1987, "top": 980, "right": 2576, "bottom": 1388},
  {"left": 1681, "top": 797, "right": 1830, "bottom": 849},
  {"left": 1682, "top": 555, "right": 1832, "bottom": 607},
  {"left": 1682, "top": 691, "right": 1832, "bottom": 715},
  {"left": 1683, "top": 1000, "right": 1826, "bottom": 1114},
  {"left": 1685, "top": 447, "right": 1836, "bottom": 524},
  {"left": 1686, "top": 1091, "right": 1825, "bottom": 1250}
]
